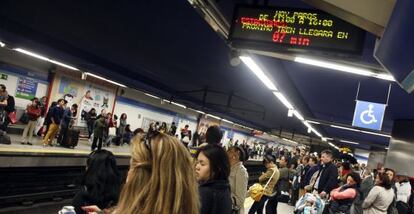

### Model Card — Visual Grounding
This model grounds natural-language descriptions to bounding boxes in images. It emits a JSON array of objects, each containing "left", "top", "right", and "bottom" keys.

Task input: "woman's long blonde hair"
[{"left": 116, "top": 133, "right": 200, "bottom": 214}]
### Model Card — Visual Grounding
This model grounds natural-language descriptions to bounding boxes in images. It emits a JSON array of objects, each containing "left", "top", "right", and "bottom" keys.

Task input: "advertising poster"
[
  {"left": 77, "top": 84, "right": 115, "bottom": 126},
  {"left": 197, "top": 117, "right": 220, "bottom": 137},
  {"left": 54, "top": 75, "right": 115, "bottom": 127},
  {"left": 15, "top": 76, "right": 38, "bottom": 100}
]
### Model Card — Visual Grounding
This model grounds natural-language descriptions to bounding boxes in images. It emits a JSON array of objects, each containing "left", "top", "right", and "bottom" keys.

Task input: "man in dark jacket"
[
  {"left": 42, "top": 99, "right": 66, "bottom": 146},
  {"left": 58, "top": 104, "right": 78, "bottom": 146},
  {"left": 313, "top": 150, "right": 338, "bottom": 198}
]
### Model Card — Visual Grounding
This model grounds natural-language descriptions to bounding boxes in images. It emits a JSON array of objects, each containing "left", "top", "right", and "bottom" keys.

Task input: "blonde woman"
[{"left": 83, "top": 132, "right": 200, "bottom": 214}]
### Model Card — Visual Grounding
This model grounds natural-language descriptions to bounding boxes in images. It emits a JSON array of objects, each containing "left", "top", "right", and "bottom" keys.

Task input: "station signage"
[
  {"left": 352, "top": 100, "right": 386, "bottom": 131},
  {"left": 229, "top": 5, "right": 366, "bottom": 54}
]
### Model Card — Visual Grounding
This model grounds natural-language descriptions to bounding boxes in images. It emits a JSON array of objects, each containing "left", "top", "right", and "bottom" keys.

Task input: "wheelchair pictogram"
[{"left": 359, "top": 104, "right": 377, "bottom": 125}]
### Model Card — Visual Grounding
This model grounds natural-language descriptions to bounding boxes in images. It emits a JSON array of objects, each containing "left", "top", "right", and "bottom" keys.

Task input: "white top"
[
  {"left": 396, "top": 181, "right": 412, "bottom": 203},
  {"left": 229, "top": 162, "right": 249, "bottom": 214}
]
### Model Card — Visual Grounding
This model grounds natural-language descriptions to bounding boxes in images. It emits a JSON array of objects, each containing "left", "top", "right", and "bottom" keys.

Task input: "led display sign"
[{"left": 229, "top": 5, "right": 366, "bottom": 54}]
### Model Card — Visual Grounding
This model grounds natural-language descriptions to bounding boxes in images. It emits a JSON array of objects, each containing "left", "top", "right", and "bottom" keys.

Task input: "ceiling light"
[
  {"left": 240, "top": 56, "right": 278, "bottom": 91},
  {"left": 360, "top": 130, "right": 391, "bottom": 138},
  {"left": 171, "top": 101, "right": 187, "bottom": 109},
  {"left": 144, "top": 93, "right": 160, "bottom": 99},
  {"left": 340, "top": 140, "right": 359, "bottom": 145},
  {"left": 85, "top": 72, "right": 127, "bottom": 87},
  {"left": 188, "top": 108, "right": 205, "bottom": 114},
  {"left": 374, "top": 73, "right": 395, "bottom": 81},
  {"left": 222, "top": 119, "right": 234, "bottom": 124},
  {"left": 206, "top": 114, "right": 221, "bottom": 120},
  {"left": 307, "top": 120, "right": 320, "bottom": 124},
  {"left": 48, "top": 59, "right": 79, "bottom": 71},
  {"left": 14, "top": 48, "right": 79, "bottom": 71},
  {"left": 328, "top": 142, "right": 339, "bottom": 149},
  {"left": 273, "top": 91, "right": 294, "bottom": 109},
  {"left": 330, "top": 124, "right": 391, "bottom": 138},
  {"left": 312, "top": 129, "right": 322, "bottom": 138},
  {"left": 14, "top": 48, "right": 49, "bottom": 61},
  {"left": 293, "top": 110, "right": 304, "bottom": 121},
  {"left": 330, "top": 125, "right": 361, "bottom": 132},
  {"left": 195, "top": 110, "right": 205, "bottom": 114},
  {"left": 295, "top": 57, "right": 395, "bottom": 82},
  {"left": 321, "top": 137, "right": 327, "bottom": 142},
  {"left": 0, "top": 41, "right": 5, "bottom": 47}
]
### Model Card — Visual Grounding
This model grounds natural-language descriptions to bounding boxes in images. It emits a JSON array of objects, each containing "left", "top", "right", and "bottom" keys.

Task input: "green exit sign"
[{"left": 0, "top": 74, "right": 7, "bottom": 80}]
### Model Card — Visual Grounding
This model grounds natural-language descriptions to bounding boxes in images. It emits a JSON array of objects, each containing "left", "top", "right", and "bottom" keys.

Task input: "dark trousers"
[
  {"left": 266, "top": 194, "right": 289, "bottom": 214},
  {"left": 248, "top": 196, "right": 269, "bottom": 214},
  {"left": 291, "top": 188, "right": 299, "bottom": 205},
  {"left": 87, "top": 122, "right": 93, "bottom": 138},
  {"left": 0, "top": 115, "right": 10, "bottom": 131},
  {"left": 266, "top": 195, "right": 278, "bottom": 214},
  {"left": 58, "top": 125, "right": 69, "bottom": 146},
  {"left": 92, "top": 137, "right": 103, "bottom": 151}
]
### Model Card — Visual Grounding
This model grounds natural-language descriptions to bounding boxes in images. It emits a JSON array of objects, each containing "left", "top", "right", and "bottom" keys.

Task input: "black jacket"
[
  {"left": 4, "top": 95, "right": 14, "bottom": 113},
  {"left": 316, "top": 162, "right": 338, "bottom": 194},
  {"left": 199, "top": 180, "right": 232, "bottom": 214},
  {"left": 72, "top": 186, "right": 117, "bottom": 214}
]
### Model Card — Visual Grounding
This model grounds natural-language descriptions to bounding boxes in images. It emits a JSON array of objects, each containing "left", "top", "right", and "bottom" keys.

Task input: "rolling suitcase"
[{"left": 63, "top": 128, "right": 80, "bottom": 148}]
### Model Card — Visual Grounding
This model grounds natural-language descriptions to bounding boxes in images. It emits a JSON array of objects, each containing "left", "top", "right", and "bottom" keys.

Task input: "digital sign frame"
[{"left": 229, "top": 5, "right": 366, "bottom": 55}]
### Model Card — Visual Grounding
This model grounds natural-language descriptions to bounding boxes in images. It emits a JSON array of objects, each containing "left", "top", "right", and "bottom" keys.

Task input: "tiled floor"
[{"left": 244, "top": 197, "right": 295, "bottom": 213}]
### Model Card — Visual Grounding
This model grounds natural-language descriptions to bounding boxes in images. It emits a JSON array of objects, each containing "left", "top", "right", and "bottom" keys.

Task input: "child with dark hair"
[
  {"left": 195, "top": 144, "right": 232, "bottom": 214},
  {"left": 72, "top": 150, "right": 121, "bottom": 214}
]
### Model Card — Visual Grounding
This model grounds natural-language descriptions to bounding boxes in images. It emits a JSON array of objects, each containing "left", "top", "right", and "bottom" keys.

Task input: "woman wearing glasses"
[
  {"left": 195, "top": 144, "right": 232, "bottom": 214},
  {"left": 83, "top": 132, "right": 200, "bottom": 214}
]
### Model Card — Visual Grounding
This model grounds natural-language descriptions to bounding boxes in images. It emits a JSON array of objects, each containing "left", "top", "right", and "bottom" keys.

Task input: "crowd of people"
[
  {"left": 1, "top": 84, "right": 414, "bottom": 213},
  {"left": 68, "top": 125, "right": 250, "bottom": 214}
]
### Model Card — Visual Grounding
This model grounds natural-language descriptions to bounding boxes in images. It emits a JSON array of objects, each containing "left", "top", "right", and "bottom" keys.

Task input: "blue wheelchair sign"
[{"left": 352, "top": 100, "right": 386, "bottom": 131}]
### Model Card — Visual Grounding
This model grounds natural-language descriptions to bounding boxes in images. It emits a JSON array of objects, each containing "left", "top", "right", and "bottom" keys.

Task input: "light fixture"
[
  {"left": 206, "top": 114, "right": 221, "bottom": 120},
  {"left": 330, "top": 125, "right": 360, "bottom": 132},
  {"left": 85, "top": 72, "right": 127, "bottom": 87},
  {"left": 240, "top": 56, "right": 278, "bottom": 91},
  {"left": 360, "top": 130, "right": 391, "bottom": 138},
  {"left": 188, "top": 108, "right": 205, "bottom": 115},
  {"left": 293, "top": 110, "right": 304, "bottom": 121},
  {"left": 14, "top": 48, "right": 79, "bottom": 71},
  {"left": 240, "top": 55, "right": 331, "bottom": 142},
  {"left": 171, "top": 101, "right": 187, "bottom": 109},
  {"left": 222, "top": 119, "right": 234, "bottom": 124},
  {"left": 321, "top": 137, "right": 327, "bottom": 142},
  {"left": 294, "top": 56, "right": 395, "bottom": 82},
  {"left": 307, "top": 120, "right": 320, "bottom": 124},
  {"left": 330, "top": 124, "right": 391, "bottom": 138},
  {"left": 328, "top": 142, "right": 339, "bottom": 150},
  {"left": 0, "top": 41, "right": 5, "bottom": 47},
  {"left": 194, "top": 110, "right": 205, "bottom": 114},
  {"left": 340, "top": 140, "right": 359, "bottom": 145},
  {"left": 144, "top": 93, "right": 160, "bottom": 99},
  {"left": 287, "top": 109, "right": 294, "bottom": 117},
  {"left": 273, "top": 91, "right": 294, "bottom": 109}
]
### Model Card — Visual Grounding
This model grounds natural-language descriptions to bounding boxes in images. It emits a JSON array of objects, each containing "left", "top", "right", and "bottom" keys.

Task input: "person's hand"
[
  {"left": 82, "top": 205, "right": 102, "bottom": 214},
  {"left": 320, "top": 191, "right": 327, "bottom": 198}
]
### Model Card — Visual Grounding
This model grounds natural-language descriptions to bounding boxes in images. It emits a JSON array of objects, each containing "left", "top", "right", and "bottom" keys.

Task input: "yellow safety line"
[{"left": 0, "top": 147, "right": 131, "bottom": 157}]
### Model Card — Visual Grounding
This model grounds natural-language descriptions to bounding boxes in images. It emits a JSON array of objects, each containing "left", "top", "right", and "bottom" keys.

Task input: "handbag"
[
  {"left": 249, "top": 168, "right": 277, "bottom": 202},
  {"left": 8, "top": 111, "right": 17, "bottom": 124}
]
